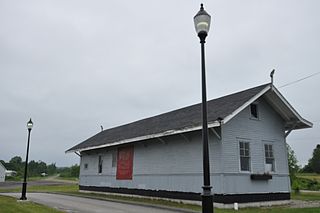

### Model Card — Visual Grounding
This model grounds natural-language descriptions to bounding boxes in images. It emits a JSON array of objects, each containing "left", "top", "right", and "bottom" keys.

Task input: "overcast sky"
[{"left": 0, "top": 0, "right": 319, "bottom": 167}]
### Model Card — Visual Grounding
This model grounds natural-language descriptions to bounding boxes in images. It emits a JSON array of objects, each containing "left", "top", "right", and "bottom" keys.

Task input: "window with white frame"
[
  {"left": 239, "top": 141, "right": 250, "bottom": 171},
  {"left": 264, "top": 144, "right": 275, "bottom": 172},
  {"left": 98, "top": 155, "right": 103, "bottom": 174}
]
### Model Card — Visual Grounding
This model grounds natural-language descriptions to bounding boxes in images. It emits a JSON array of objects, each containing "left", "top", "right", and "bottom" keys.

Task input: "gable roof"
[{"left": 66, "top": 83, "right": 312, "bottom": 153}]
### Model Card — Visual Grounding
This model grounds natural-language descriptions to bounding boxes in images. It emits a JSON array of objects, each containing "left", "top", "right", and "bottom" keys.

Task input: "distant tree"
[
  {"left": 287, "top": 144, "right": 299, "bottom": 182},
  {"left": 70, "top": 164, "right": 80, "bottom": 177},
  {"left": 308, "top": 144, "right": 320, "bottom": 174},
  {"left": 58, "top": 164, "right": 79, "bottom": 178},
  {"left": 9, "top": 156, "right": 22, "bottom": 165},
  {"left": 6, "top": 156, "right": 24, "bottom": 176},
  {"left": 302, "top": 163, "right": 313, "bottom": 173},
  {"left": 47, "top": 163, "right": 57, "bottom": 175},
  {"left": 27, "top": 160, "right": 47, "bottom": 176}
]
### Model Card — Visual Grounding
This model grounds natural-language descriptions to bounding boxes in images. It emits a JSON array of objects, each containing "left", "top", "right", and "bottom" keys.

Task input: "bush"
[{"left": 294, "top": 177, "right": 320, "bottom": 191}]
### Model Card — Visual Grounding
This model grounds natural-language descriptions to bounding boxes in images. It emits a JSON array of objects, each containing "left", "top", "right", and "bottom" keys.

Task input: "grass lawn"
[
  {"left": 0, "top": 195, "right": 63, "bottom": 213},
  {"left": 291, "top": 192, "right": 320, "bottom": 201},
  {"left": 0, "top": 183, "right": 78, "bottom": 193},
  {"left": 1, "top": 183, "right": 320, "bottom": 212},
  {"left": 297, "top": 173, "right": 320, "bottom": 182}
]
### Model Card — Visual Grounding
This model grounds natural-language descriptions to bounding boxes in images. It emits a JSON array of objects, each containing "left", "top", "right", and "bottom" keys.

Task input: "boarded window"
[
  {"left": 250, "top": 104, "right": 258, "bottom": 119},
  {"left": 239, "top": 141, "right": 250, "bottom": 171},
  {"left": 265, "top": 144, "right": 275, "bottom": 172},
  {"left": 98, "top": 155, "right": 103, "bottom": 174},
  {"left": 116, "top": 146, "right": 134, "bottom": 180}
]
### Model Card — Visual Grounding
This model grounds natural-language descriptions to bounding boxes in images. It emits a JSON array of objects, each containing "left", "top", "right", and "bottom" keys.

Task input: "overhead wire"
[{"left": 278, "top": 71, "right": 320, "bottom": 88}]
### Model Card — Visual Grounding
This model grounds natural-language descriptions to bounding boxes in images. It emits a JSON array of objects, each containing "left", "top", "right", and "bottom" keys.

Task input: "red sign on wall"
[{"left": 116, "top": 146, "right": 134, "bottom": 180}]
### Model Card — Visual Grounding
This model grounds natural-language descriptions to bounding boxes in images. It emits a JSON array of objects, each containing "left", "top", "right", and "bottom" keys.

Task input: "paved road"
[{"left": 2, "top": 193, "right": 188, "bottom": 213}]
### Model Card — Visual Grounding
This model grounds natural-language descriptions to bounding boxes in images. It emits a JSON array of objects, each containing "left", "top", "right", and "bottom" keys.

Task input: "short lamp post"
[
  {"left": 194, "top": 4, "right": 214, "bottom": 213},
  {"left": 20, "top": 118, "right": 33, "bottom": 200}
]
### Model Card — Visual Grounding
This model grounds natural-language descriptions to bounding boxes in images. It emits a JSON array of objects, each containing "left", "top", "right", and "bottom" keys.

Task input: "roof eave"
[{"left": 66, "top": 121, "right": 221, "bottom": 153}]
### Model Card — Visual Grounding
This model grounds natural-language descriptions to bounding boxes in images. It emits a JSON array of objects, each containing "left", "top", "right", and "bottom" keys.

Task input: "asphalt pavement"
[{"left": 1, "top": 193, "right": 191, "bottom": 213}]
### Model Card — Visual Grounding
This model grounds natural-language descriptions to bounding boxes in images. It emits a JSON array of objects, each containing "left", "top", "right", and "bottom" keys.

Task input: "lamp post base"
[
  {"left": 20, "top": 182, "right": 27, "bottom": 200},
  {"left": 202, "top": 186, "right": 214, "bottom": 213}
]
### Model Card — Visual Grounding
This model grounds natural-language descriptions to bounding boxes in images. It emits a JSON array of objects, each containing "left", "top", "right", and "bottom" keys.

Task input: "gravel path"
[{"left": 289, "top": 200, "right": 320, "bottom": 208}]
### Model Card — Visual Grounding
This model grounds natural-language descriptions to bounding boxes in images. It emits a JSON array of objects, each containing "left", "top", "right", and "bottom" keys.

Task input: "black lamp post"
[
  {"left": 20, "top": 118, "right": 33, "bottom": 200},
  {"left": 194, "top": 4, "right": 214, "bottom": 213}
]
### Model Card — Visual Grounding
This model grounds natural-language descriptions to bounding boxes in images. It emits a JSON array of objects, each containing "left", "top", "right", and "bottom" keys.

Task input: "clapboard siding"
[
  {"left": 79, "top": 96, "right": 290, "bottom": 196},
  {"left": 0, "top": 162, "right": 6, "bottom": 182},
  {"left": 220, "top": 97, "right": 290, "bottom": 194},
  {"left": 80, "top": 130, "right": 223, "bottom": 193}
]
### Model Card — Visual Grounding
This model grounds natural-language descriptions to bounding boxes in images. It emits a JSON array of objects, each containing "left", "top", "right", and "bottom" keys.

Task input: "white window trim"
[
  {"left": 238, "top": 140, "right": 252, "bottom": 173},
  {"left": 263, "top": 142, "right": 276, "bottom": 173}
]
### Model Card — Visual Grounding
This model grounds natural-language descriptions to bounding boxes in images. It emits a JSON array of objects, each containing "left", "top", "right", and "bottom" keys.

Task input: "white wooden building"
[
  {"left": 0, "top": 162, "right": 6, "bottom": 182},
  {"left": 67, "top": 84, "right": 312, "bottom": 204}
]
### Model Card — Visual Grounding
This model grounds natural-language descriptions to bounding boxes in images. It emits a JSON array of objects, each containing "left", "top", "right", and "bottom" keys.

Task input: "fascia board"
[
  {"left": 223, "top": 85, "right": 271, "bottom": 124},
  {"left": 273, "top": 88, "right": 313, "bottom": 127},
  {"left": 66, "top": 121, "right": 220, "bottom": 153},
  {"left": 272, "top": 87, "right": 313, "bottom": 128}
]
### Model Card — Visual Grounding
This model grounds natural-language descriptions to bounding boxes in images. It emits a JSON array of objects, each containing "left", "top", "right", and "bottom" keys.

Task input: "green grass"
[
  {"left": 297, "top": 173, "right": 320, "bottom": 182},
  {"left": 291, "top": 192, "right": 320, "bottom": 201},
  {"left": 1, "top": 184, "right": 320, "bottom": 212},
  {"left": 0, "top": 195, "right": 63, "bottom": 213},
  {"left": 0, "top": 183, "right": 78, "bottom": 193},
  {"left": 293, "top": 176, "right": 320, "bottom": 191}
]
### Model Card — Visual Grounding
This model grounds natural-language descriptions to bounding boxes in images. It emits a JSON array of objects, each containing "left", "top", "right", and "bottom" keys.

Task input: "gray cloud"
[{"left": 0, "top": 0, "right": 319, "bottom": 166}]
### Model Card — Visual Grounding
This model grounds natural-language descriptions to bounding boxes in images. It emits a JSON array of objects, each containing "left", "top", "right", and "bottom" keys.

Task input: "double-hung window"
[
  {"left": 264, "top": 144, "right": 275, "bottom": 172},
  {"left": 239, "top": 141, "right": 250, "bottom": 171}
]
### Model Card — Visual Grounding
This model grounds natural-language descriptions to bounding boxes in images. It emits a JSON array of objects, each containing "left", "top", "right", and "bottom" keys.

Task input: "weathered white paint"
[
  {"left": 0, "top": 162, "right": 6, "bottom": 182},
  {"left": 79, "top": 96, "right": 292, "bottom": 196}
]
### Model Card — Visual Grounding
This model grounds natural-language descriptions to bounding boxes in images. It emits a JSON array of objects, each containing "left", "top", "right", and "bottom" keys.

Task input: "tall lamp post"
[
  {"left": 20, "top": 118, "right": 33, "bottom": 200},
  {"left": 194, "top": 4, "right": 214, "bottom": 213}
]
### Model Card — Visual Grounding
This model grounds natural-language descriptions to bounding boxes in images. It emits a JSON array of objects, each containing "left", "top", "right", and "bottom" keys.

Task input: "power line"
[{"left": 279, "top": 71, "right": 320, "bottom": 88}]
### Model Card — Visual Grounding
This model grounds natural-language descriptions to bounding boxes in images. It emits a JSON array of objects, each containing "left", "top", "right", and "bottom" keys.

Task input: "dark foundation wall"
[{"left": 79, "top": 185, "right": 290, "bottom": 204}]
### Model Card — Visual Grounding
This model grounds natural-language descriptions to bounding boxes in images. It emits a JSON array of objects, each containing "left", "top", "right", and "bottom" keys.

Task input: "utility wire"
[{"left": 279, "top": 71, "right": 320, "bottom": 88}]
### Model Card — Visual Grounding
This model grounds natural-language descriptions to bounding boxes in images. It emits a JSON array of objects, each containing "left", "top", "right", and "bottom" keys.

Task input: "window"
[
  {"left": 98, "top": 155, "right": 103, "bottom": 174},
  {"left": 112, "top": 151, "right": 117, "bottom": 167},
  {"left": 239, "top": 141, "right": 250, "bottom": 171},
  {"left": 84, "top": 163, "right": 88, "bottom": 170},
  {"left": 264, "top": 144, "right": 275, "bottom": 172},
  {"left": 250, "top": 104, "right": 258, "bottom": 119}
]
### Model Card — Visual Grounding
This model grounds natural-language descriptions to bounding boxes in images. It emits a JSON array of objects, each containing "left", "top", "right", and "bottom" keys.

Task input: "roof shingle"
[{"left": 67, "top": 84, "right": 270, "bottom": 152}]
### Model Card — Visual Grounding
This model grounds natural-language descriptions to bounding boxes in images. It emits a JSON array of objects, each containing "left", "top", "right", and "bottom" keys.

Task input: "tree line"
[
  {"left": 288, "top": 143, "right": 320, "bottom": 174},
  {"left": 0, "top": 156, "right": 79, "bottom": 178},
  {"left": 288, "top": 143, "right": 320, "bottom": 191}
]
